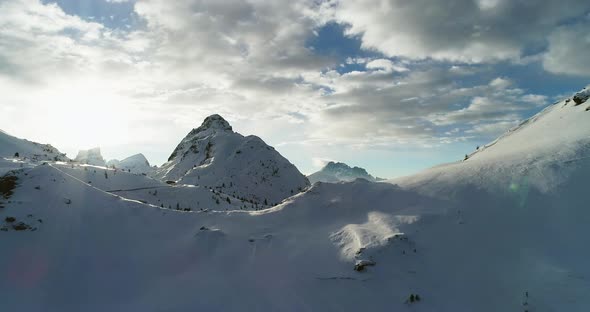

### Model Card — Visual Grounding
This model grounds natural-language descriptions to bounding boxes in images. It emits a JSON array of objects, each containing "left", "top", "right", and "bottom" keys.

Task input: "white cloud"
[
  {"left": 489, "top": 77, "right": 512, "bottom": 89},
  {"left": 0, "top": 0, "right": 577, "bottom": 169},
  {"left": 305, "top": 71, "right": 549, "bottom": 145},
  {"left": 330, "top": 0, "right": 590, "bottom": 62},
  {"left": 312, "top": 157, "right": 335, "bottom": 169},
  {"left": 543, "top": 21, "right": 590, "bottom": 76},
  {"left": 0, "top": 0, "right": 334, "bottom": 163},
  {"left": 366, "top": 59, "right": 408, "bottom": 73},
  {"left": 466, "top": 120, "right": 520, "bottom": 137}
]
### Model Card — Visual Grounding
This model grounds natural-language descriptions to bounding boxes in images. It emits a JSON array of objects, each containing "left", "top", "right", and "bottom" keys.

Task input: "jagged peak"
[
  {"left": 188, "top": 114, "right": 233, "bottom": 136},
  {"left": 323, "top": 162, "right": 369, "bottom": 175}
]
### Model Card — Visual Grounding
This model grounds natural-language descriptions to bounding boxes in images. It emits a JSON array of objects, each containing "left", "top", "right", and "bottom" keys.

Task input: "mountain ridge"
[{"left": 308, "top": 161, "right": 381, "bottom": 184}]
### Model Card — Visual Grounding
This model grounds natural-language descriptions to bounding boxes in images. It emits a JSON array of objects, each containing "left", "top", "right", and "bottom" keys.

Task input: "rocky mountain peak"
[{"left": 189, "top": 114, "right": 233, "bottom": 136}]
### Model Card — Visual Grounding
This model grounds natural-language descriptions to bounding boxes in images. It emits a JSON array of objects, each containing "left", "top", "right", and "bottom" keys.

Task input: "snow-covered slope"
[
  {"left": 74, "top": 147, "right": 106, "bottom": 166},
  {"left": 53, "top": 163, "right": 254, "bottom": 212},
  {"left": 154, "top": 114, "right": 310, "bottom": 205},
  {"left": 308, "top": 161, "right": 381, "bottom": 184},
  {"left": 1, "top": 87, "right": 590, "bottom": 311},
  {"left": 0, "top": 129, "right": 67, "bottom": 162},
  {"left": 0, "top": 163, "right": 448, "bottom": 311},
  {"left": 107, "top": 153, "right": 153, "bottom": 174},
  {"left": 394, "top": 88, "right": 590, "bottom": 195}
]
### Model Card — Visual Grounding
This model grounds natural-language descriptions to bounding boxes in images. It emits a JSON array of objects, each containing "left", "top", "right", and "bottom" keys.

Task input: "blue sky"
[
  {"left": 41, "top": 0, "right": 141, "bottom": 29},
  {"left": 1, "top": 0, "right": 589, "bottom": 177}
]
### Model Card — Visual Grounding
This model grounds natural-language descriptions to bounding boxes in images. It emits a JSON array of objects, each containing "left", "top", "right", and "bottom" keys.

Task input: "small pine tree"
[
  {"left": 176, "top": 203, "right": 180, "bottom": 210},
  {"left": 14, "top": 152, "right": 19, "bottom": 158},
  {"left": 264, "top": 198, "right": 268, "bottom": 205},
  {"left": 226, "top": 197, "right": 231, "bottom": 204}
]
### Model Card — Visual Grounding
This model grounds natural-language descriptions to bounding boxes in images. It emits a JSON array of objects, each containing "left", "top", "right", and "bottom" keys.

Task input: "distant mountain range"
[{"left": 308, "top": 161, "right": 383, "bottom": 184}]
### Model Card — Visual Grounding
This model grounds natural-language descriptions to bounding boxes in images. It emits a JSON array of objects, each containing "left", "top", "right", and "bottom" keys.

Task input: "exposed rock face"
[{"left": 572, "top": 87, "right": 589, "bottom": 105}]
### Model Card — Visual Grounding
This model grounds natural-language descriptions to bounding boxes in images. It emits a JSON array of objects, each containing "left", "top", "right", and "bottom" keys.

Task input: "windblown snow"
[{"left": 1, "top": 88, "right": 590, "bottom": 311}]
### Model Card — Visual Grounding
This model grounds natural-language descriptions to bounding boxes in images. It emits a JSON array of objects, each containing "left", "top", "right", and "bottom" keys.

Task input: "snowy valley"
[{"left": 1, "top": 86, "right": 590, "bottom": 311}]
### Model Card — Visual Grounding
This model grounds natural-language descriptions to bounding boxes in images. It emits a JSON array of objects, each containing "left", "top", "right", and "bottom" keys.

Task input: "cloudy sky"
[{"left": 1, "top": 0, "right": 589, "bottom": 177}]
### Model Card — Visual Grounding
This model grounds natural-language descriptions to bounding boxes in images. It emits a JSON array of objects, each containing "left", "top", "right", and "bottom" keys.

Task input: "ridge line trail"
[
  {"left": 47, "top": 164, "right": 164, "bottom": 209},
  {"left": 106, "top": 186, "right": 169, "bottom": 193}
]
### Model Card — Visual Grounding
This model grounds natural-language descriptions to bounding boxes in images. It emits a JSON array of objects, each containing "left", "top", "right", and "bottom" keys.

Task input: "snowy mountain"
[
  {"left": 396, "top": 84, "right": 590, "bottom": 194},
  {"left": 107, "top": 153, "right": 153, "bottom": 174},
  {"left": 50, "top": 162, "right": 243, "bottom": 211},
  {"left": 308, "top": 161, "right": 381, "bottom": 184},
  {"left": 154, "top": 114, "right": 310, "bottom": 205},
  {"left": 1, "top": 87, "right": 590, "bottom": 311},
  {"left": 0, "top": 129, "right": 67, "bottom": 162},
  {"left": 572, "top": 86, "right": 589, "bottom": 105},
  {"left": 74, "top": 147, "right": 106, "bottom": 166}
]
